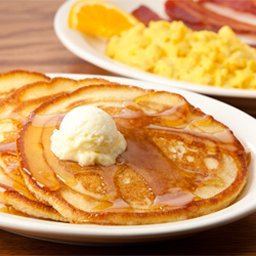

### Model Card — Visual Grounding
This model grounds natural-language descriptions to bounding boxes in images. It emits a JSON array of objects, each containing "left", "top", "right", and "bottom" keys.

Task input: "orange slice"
[{"left": 68, "top": 0, "right": 139, "bottom": 38}]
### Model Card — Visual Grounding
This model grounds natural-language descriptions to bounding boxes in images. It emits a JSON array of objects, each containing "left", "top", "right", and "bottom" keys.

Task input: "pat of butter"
[{"left": 50, "top": 106, "right": 126, "bottom": 166}]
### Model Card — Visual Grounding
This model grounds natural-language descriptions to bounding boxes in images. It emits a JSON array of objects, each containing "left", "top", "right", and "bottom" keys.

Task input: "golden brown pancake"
[
  {"left": 0, "top": 70, "right": 49, "bottom": 99},
  {"left": 16, "top": 83, "right": 248, "bottom": 225},
  {"left": 0, "top": 71, "right": 110, "bottom": 220},
  {"left": 0, "top": 70, "right": 64, "bottom": 220}
]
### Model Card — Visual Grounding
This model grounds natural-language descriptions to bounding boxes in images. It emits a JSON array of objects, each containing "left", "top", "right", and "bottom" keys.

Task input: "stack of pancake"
[{"left": 0, "top": 70, "right": 249, "bottom": 224}]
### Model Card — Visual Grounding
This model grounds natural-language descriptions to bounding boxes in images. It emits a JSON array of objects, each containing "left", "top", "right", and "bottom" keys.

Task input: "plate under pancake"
[{"left": 0, "top": 73, "right": 255, "bottom": 244}]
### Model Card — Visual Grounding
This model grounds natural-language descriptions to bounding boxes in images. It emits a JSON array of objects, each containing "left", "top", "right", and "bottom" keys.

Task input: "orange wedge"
[{"left": 68, "top": 0, "right": 139, "bottom": 38}]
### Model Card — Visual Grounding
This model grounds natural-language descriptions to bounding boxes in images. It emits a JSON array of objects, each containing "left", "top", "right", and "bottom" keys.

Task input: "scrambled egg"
[{"left": 106, "top": 21, "right": 256, "bottom": 89}]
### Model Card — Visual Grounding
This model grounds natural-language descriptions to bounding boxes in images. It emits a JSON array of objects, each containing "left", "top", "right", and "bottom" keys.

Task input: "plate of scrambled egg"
[{"left": 54, "top": 0, "right": 256, "bottom": 101}]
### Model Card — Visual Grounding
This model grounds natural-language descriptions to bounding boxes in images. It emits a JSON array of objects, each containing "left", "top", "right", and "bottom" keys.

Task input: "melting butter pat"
[{"left": 50, "top": 106, "right": 126, "bottom": 166}]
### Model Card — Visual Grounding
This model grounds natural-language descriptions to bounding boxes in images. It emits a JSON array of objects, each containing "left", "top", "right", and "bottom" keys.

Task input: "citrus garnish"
[{"left": 68, "top": 0, "right": 139, "bottom": 38}]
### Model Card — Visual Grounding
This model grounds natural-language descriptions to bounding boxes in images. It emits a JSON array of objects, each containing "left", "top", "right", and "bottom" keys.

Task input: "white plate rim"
[
  {"left": 0, "top": 73, "right": 256, "bottom": 242},
  {"left": 54, "top": 0, "right": 256, "bottom": 99}
]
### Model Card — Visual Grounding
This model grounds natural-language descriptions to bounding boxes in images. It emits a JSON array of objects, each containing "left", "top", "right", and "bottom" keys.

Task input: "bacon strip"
[
  {"left": 165, "top": 0, "right": 256, "bottom": 34},
  {"left": 132, "top": 5, "right": 162, "bottom": 25},
  {"left": 198, "top": 0, "right": 256, "bottom": 15}
]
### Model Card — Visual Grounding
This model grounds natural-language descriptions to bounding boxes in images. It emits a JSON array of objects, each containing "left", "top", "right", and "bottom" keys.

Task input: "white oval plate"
[
  {"left": 54, "top": 0, "right": 256, "bottom": 99},
  {"left": 0, "top": 74, "right": 256, "bottom": 244}
]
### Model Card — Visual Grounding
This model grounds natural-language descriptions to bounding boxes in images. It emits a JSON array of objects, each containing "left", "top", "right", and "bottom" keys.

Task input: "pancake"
[
  {"left": 0, "top": 70, "right": 49, "bottom": 99},
  {"left": 0, "top": 70, "right": 63, "bottom": 220},
  {"left": 16, "top": 83, "right": 248, "bottom": 225},
  {"left": 0, "top": 71, "right": 110, "bottom": 220}
]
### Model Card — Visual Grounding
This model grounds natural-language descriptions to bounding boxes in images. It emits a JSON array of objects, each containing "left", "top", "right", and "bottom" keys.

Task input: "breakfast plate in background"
[
  {"left": 0, "top": 73, "right": 256, "bottom": 244},
  {"left": 54, "top": 0, "right": 256, "bottom": 116}
]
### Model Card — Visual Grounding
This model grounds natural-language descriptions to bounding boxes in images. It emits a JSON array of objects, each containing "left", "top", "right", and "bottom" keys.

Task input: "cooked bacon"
[
  {"left": 132, "top": 5, "right": 162, "bottom": 25},
  {"left": 198, "top": 0, "right": 256, "bottom": 15},
  {"left": 165, "top": 0, "right": 256, "bottom": 34}
]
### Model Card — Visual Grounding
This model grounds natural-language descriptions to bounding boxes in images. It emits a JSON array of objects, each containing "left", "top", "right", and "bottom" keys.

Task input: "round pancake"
[
  {"left": 0, "top": 72, "right": 110, "bottom": 220},
  {"left": 17, "top": 83, "right": 248, "bottom": 225}
]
